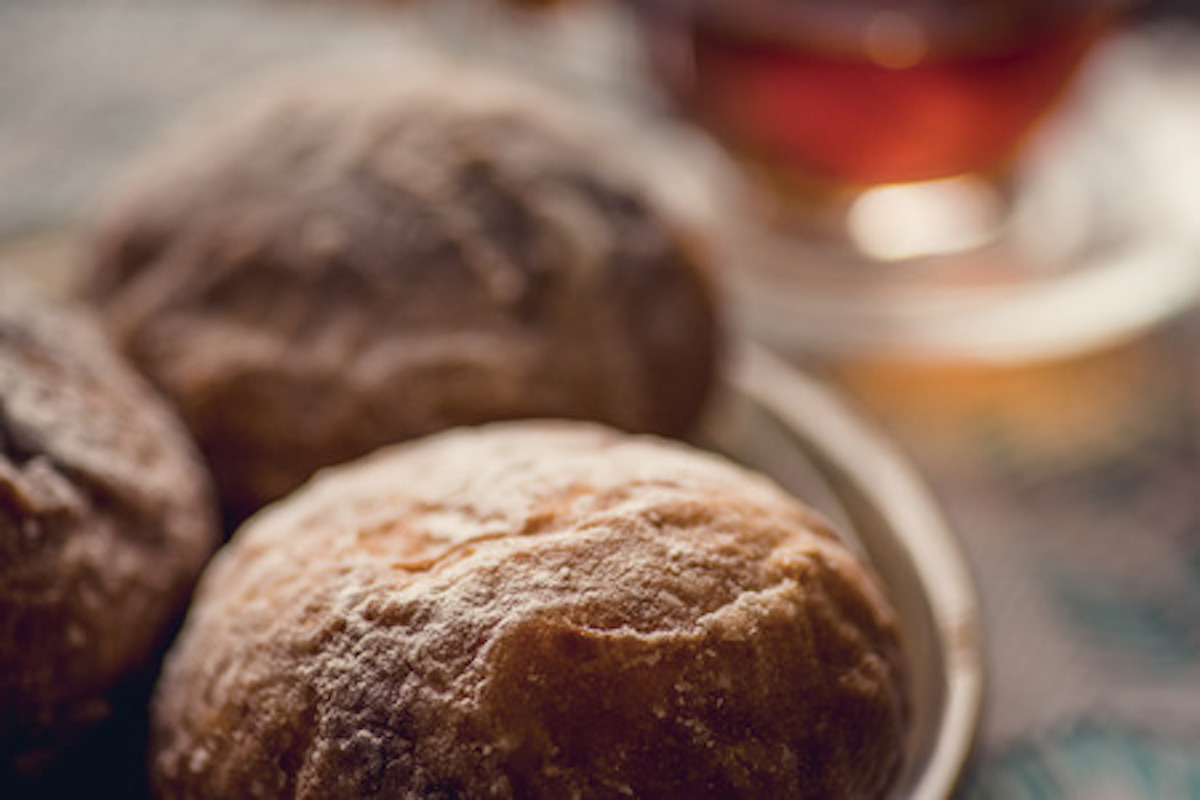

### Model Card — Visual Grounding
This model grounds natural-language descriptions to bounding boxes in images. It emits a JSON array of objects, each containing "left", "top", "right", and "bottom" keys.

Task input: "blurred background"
[{"left": 3, "top": 0, "right": 1200, "bottom": 797}]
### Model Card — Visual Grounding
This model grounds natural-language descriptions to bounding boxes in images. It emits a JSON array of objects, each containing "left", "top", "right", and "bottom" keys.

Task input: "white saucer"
[{"left": 711, "top": 30, "right": 1200, "bottom": 363}]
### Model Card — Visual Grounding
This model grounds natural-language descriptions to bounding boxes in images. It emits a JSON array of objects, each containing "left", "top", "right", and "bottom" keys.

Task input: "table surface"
[{"left": 3, "top": 1, "right": 1200, "bottom": 797}]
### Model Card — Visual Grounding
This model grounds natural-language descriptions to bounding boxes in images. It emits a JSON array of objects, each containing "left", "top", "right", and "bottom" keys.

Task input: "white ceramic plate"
[
  {"left": 0, "top": 242, "right": 983, "bottom": 797},
  {"left": 705, "top": 343, "right": 985, "bottom": 799}
]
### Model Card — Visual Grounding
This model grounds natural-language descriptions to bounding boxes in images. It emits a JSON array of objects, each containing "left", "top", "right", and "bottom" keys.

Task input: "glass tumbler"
[{"left": 629, "top": 0, "right": 1200, "bottom": 362}]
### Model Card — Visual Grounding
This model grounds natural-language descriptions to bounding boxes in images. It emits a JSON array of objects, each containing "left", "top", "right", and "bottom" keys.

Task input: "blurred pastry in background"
[
  {"left": 0, "top": 279, "right": 217, "bottom": 777},
  {"left": 150, "top": 420, "right": 909, "bottom": 799},
  {"left": 85, "top": 61, "right": 721, "bottom": 522}
]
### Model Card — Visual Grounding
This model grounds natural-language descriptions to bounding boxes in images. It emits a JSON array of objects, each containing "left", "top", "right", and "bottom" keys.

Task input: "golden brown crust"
[
  {"left": 0, "top": 279, "right": 218, "bottom": 767},
  {"left": 151, "top": 421, "right": 907, "bottom": 798},
  {"left": 85, "top": 64, "right": 720, "bottom": 520}
]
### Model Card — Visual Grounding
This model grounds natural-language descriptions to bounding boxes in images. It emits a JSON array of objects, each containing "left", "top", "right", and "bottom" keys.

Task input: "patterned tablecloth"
[
  {"left": 829, "top": 334, "right": 1200, "bottom": 798},
  {"left": 2, "top": 1, "right": 1199, "bottom": 797}
]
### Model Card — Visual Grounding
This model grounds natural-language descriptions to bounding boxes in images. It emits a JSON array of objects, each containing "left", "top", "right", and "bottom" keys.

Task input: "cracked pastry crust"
[
  {"left": 85, "top": 63, "right": 720, "bottom": 520},
  {"left": 0, "top": 280, "right": 217, "bottom": 768},
  {"left": 150, "top": 421, "right": 908, "bottom": 799}
]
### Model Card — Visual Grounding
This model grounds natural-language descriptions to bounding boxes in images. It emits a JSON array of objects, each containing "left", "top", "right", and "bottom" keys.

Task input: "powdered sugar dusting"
[{"left": 152, "top": 421, "right": 907, "bottom": 798}]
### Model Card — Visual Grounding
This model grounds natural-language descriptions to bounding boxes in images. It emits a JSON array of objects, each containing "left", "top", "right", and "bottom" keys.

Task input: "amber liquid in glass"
[{"left": 642, "top": 6, "right": 1116, "bottom": 192}]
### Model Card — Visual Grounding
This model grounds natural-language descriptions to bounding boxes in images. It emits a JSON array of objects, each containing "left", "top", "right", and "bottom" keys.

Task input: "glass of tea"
[
  {"left": 637, "top": 0, "right": 1120, "bottom": 195},
  {"left": 628, "top": 0, "right": 1197, "bottom": 362}
]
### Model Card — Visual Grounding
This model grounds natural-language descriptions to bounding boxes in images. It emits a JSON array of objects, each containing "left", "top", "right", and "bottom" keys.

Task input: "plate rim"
[{"left": 723, "top": 341, "right": 986, "bottom": 799}]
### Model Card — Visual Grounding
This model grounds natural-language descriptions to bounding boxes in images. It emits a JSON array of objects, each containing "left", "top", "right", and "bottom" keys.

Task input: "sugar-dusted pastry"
[
  {"left": 0, "top": 279, "right": 218, "bottom": 773},
  {"left": 85, "top": 63, "right": 720, "bottom": 520},
  {"left": 151, "top": 421, "right": 907, "bottom": 798}
]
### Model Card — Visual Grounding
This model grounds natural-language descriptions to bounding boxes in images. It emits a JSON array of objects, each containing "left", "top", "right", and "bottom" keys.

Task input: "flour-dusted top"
[
  {"left": 151, "top": 420, "right": 907, "bottom": 799},
  {"left": 86, "top": 61, "right": 721, "bottom": 521}
]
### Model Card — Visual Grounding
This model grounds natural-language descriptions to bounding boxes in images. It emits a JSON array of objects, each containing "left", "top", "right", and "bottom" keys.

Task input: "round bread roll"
[
  {"left": 0, "top": 280, "right": 218, "bottom": 772},
  {"left": 85, "top": 63, "right": 720, "bottom": 521},
  {"left": 151, "top": 421, "right": 908, "bottom": 798}
]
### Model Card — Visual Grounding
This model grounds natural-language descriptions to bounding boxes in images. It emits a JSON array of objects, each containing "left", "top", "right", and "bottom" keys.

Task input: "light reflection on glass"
[{"left": 847, "top": 175, "right": 1007, "bottom": 262}]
